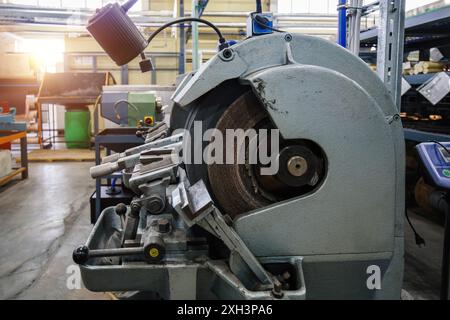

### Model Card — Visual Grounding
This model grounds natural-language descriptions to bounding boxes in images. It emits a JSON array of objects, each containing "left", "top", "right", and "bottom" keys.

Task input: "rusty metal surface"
[{"left": 207, "top": 91, "right": 271, "bottom": 218}]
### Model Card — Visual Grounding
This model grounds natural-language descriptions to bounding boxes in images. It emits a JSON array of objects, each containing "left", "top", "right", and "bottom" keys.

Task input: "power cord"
[
  {"left": 405, "top": 208, "right": 426, "bottom": 247},
  {"left": 430, "top": 140, "right": 450, "bottom": 154},
  {"left": 253, "top": 15, "right": 285, "bottom": 33},
  {"left": 113, "top": 99, "right": 140, "bottom": 122},
  {"left": 146, "top": 17, "right": 227, "bottom": 48}
]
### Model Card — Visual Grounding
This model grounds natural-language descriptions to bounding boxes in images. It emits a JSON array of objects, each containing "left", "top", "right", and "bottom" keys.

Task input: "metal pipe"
[
  {"left": 179, "top": 0, "right": 186, "bottom": 74},
  {"left": 338, "top": 0, "right": 347, "bottom": 47},
  {"left": 191, "top": 0, "right": 199, "bottom": 71},
  {"left": 353, "top": 0, "right": 362, "bottom": 55}
]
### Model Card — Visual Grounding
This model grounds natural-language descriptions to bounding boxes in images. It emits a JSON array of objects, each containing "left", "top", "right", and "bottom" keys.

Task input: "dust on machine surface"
[{"left": 72, "top": 0, "right": 405, "bottom": 300}]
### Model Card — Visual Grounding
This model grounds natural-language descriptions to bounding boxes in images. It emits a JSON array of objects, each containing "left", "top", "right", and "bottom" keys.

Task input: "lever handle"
[{"left": 90, "top": 162, "right": 120, "bottom": 178}]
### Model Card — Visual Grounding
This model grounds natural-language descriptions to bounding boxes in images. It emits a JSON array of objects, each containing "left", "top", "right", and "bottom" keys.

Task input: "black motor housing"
[{"left": 87, "top": 3, "right": 147, "bottom": 66}]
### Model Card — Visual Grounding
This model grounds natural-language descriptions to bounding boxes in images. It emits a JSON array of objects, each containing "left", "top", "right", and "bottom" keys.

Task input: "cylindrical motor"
[{"left": 87, "top": 3, "right": 147, "bottom": 66}]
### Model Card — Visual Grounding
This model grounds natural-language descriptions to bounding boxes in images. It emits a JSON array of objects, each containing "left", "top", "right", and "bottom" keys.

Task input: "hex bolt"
[
  {"left": 272, "top": 280, "right": 284, "bottom": 299},
  {"left": 147, "top": 195, "right": 165, "bottom": 214}
]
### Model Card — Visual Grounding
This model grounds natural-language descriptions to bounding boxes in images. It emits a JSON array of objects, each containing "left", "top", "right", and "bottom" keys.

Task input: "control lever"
[
  {"left": 171, "top": 179, "right": 281, "bottom": 295},
  {"left": 121, "top": 200, "right": 141, "bottom": 245},
  {"left": 90, "top": 140, "right": 183, "bottom": 179},
  {"left": 101, "top": 132, "right": 183, "bottom": 164}
]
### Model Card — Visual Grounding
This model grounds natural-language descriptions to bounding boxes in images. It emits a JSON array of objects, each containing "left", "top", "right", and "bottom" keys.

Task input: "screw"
[
  {"left": 222, "top": 48, "right": 233, "bottom": 59},
  {"left": 272, "top": 280, "right": 284, "bottom": 299},
  {"left": 284, "top": 34, "right": 292, "bottom": 42}
]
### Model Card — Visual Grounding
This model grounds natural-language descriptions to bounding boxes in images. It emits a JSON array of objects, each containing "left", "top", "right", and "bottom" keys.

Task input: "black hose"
[
  {"left": 256, "top": 0, "right": 262, "bottom": 13},
  {"left": 147, "top": 17, "right": 226, "bottom": 46}
]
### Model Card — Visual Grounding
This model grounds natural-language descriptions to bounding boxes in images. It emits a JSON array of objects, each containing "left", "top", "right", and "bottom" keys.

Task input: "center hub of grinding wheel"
[
  {"left": 275, "top": 145, "right": 319, "bottom": 188},
  {"left": 287, "top": 156, "right": 308, "bottom": 177}
]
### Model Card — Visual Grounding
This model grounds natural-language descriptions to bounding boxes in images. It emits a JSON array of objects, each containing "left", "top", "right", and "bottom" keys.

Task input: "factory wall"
[{"left": 0, "top": 33, "right": 35, "bottom": 78}]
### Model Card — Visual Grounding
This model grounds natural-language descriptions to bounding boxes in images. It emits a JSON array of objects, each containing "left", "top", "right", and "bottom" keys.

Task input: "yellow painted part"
[{"left": 149, "top": 248, "right": 159, "bottom": 258}]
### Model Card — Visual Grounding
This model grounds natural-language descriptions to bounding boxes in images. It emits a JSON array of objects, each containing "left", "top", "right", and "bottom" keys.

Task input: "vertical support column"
[
  {"left": 92, "top": 55, "right": 98, "bottom": 73},
  {"left": 20, "top": 134, "right": 28, "bottom": 179},
  {"left": 151, "top": 61, "right": 157, "bottom": 85},
  {"left": 441, "top": 193, "right": 450, "bottom": 300},
  {"left": 337, "top": 0, "right": 347, "bottom": 48},
  {"left": 121, "top": 64, "right": 129, "bottom": 85},
  {"left": 179, "top": 0, "right": 186, "bottom": 74},
  {"left": 376, "top": 0, "right": 405, "bottom": 111},
  {"left": 94, "top": 138, "right": 101, "bottom": 223},
  {"left": 191, "top": 0, "right": 200, "bottom": 71}
]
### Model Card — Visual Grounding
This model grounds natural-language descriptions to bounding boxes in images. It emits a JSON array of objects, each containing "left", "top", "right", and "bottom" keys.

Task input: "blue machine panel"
[
  {"left": 416, "top": 142, "right": 450, "bottom": 189},
  {"left": 246, "top": 12, "right": 274, "bottom": 37}
]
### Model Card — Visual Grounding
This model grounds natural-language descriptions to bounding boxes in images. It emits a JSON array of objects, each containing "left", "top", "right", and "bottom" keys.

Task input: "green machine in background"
[
  {"left": 102, "top": 90, "right": 158, "bottom": 128},
  {"left": 127, "top": 92, "right": 157, "bottom": 127},
  {"left": 65, "top": 108, "right": 91, "bottom": 148}
]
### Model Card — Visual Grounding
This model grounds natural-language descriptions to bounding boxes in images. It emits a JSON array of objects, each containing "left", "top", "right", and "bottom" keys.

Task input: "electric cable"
[
  {"left": 430, "top": 140, "right": 450, "bottom": 155},
  {"left": 113, "top": 99, "right": 140, "bottom": 122},
  {"left": 146, "top": 17, "right": 226, "bottom": 46},
  {"left": 253, "top": 15, "right": 285, "bottom": 33},
  {"left": 405, "top": 208, "right": 426, "bottom": 247}
]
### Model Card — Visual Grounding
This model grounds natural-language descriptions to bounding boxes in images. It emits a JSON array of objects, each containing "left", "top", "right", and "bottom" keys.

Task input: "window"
[
  {"left": 4, "top": 0, "right": 142, "bottom": 11},
  {"left": 278, "top": 0, "right": 337, "bottom": 15}
]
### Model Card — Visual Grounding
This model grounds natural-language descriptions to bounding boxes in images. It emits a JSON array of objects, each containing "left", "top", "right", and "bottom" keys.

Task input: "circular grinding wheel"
[
  {"left": 207, "top": 91, "right": 273, "bottom": 218},
  {"left": 181, "top": 86, "right": 326, "bottom": 219}
]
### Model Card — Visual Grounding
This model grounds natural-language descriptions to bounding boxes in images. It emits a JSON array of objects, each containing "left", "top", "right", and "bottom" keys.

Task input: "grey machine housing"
[{"left": 79, "top": 33, "right": 405, "bottom": 300}]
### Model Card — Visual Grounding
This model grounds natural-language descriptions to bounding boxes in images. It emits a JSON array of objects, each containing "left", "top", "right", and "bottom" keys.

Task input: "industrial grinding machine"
[{"left": 73, "top": 2, "right": 405, "bottom": 300}]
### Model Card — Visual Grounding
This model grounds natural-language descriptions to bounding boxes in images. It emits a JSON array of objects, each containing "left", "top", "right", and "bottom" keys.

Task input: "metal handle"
[{"left": 90, "top": 162, "right": 120, "bottom": 178}]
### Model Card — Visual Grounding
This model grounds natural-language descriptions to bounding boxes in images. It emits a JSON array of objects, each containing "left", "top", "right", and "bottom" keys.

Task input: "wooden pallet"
[{"left": 26, "top": 149, "right": 95, "bottom": 162}]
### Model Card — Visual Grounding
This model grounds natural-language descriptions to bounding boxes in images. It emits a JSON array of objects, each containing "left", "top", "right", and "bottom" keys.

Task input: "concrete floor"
[
  {"left": 404, "top": 209, "right": 444, "bottom": 300},
  {"left": 0, "top": 162, "right": 108, "bottom": 300},
  {"left": 0, "top": 162, "right": 445, "bottom": 299}
]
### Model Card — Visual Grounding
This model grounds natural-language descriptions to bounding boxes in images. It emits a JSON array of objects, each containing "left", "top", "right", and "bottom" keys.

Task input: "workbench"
[{"left": 0, "top": 130, "right": 28, "bottom": 186}]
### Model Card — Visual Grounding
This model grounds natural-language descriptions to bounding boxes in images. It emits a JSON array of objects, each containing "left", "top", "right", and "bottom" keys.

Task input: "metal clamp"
[{"left": 172, "top": 179, "right": 281, "bottom": 294}]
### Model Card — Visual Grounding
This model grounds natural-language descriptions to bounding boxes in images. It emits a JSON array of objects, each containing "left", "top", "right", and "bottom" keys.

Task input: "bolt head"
[
  {"left": 147, "top": 195, "right": 164, "bottom": 214},
  {"left": 287, "top": 156, "right": 308, "bottom": 177}
]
